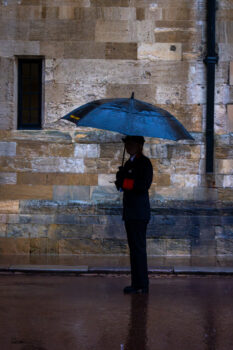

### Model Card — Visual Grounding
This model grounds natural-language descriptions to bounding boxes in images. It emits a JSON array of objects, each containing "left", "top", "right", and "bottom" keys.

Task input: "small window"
[{"left": 18, "top": 59, "right": 42, "bottom": 129}]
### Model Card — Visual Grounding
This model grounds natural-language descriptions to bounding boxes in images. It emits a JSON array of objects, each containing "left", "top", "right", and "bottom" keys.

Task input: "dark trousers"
[{"left": 124, "top": 220, "right": 149, "bottom": 289}]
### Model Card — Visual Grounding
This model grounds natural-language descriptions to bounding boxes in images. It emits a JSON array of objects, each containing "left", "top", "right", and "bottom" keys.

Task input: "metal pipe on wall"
[{"left": 204, "top": 0, "right": 218, "bottom": 173}]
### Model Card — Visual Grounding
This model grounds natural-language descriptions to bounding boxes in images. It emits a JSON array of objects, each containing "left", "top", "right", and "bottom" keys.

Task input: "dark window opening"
[{"left": 18, "top": 59, "right": 42, "bottom": 129}]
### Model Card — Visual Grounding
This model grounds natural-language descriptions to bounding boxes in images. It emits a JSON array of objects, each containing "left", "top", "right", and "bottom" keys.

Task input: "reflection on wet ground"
[{"left": 0, "top": 275, "right": 233, "bottom": 349}]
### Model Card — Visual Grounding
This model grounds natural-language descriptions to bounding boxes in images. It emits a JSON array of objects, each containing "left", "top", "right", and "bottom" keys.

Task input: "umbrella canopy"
[{"left": 61, "top": 93, "right": 194, "bottom": 141}]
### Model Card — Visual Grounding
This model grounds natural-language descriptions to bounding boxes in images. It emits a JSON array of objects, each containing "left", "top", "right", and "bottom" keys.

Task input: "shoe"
[{"left": 123, "top": 285, "right": 148, "bottom": 294}]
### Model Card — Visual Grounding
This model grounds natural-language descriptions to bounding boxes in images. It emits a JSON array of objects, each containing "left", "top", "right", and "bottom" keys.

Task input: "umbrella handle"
[{"left": 121, "top": 145, "right": 126, "bottom": 167}]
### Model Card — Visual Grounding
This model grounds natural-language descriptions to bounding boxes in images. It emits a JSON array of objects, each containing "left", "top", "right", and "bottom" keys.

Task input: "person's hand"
[{"left": 115, "top": 166, "right": 125, "bottom": 190}]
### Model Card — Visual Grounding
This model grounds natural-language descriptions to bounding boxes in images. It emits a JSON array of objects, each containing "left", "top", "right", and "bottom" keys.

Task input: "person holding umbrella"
[{"left": 115, "top": 135, "right": 153, "bottom": 294}]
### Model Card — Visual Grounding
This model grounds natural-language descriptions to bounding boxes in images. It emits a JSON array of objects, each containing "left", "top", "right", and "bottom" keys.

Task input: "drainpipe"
[{"left": 204, "top": 0, "right": 218, "bottom": 173}]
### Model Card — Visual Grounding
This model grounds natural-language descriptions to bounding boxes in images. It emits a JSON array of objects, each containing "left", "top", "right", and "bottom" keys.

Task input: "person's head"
[{"left": 122, "top": 136, "right": 145, "bottom": 156}]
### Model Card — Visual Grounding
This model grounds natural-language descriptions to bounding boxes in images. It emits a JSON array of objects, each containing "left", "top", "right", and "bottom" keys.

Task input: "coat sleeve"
[{"left": 132, "top": 158, "right": 153, "bottom": 193}]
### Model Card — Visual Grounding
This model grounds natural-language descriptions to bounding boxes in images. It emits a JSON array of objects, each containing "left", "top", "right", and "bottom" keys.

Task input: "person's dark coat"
[{"left": 115, "top": 153, "right": 153, "bottom": 222}]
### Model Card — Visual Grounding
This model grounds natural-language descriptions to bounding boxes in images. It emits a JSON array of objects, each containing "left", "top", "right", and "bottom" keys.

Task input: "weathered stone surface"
[
  {"left": 74, "top": 144, "right": 100, "bottom": 158},
  {"left": 216, "top": 239, "right": 233, "bottom": 256},
  {"left": 227, "top": 104, "right": 233, "bottom": 132},
  {"left": 0, "top": 237, "right": 30, "bottom": 255},
  {"left": 98, "top": 174, "right": 116, "bottom": 186},
  {"left": 29, "top": 20, "right": 95, "bottom": 41},
  {"left": 166, "top": 239, "right": 191, "bottom": 256},
  {"left": 0, "top": 200, "right": 19, "bottom": 214},
  {"left": 96, "top": 7, "right": 136, "bottom": 20},
  {"left": 0, "top": 185, "right": 53, "bottom": 200},
  {"left": 217, "top": 159, "right": 233, "bottom": 174},
  {"left": 147, "top": 239, "right": 166, "bottom": 255},
  {"left": 0, "top": 172, "right": 17, "bottom": 184},
  {"left": 218, "top": 189, "right": 233, "bottom": 201},
  {"left": 58, "top": 238, "right": 128, "bottom": 254},
  {"left": 217, "top": 21, "right": 233, "bottom": 43},
  {"left": 90, "top": 186, "right": 121, "bottom": 202},
  {"left": 64, "top": 41, "right": 105, "bottom": 59},
  {"left": 17, "top": 173, "right": 98, "bottom": 186},
  {"left": 48, "top": 223, "right": 93, "bottom": 239},
  {"left": 162, "top": 8, "right": 196, "bottom": 20},
  {"left": 0, "top": 142, "right": 16, "bottom": 156},
  {"left": 0, "top": 40, "right": 40, "bottom": 57},
  {"left": 2, "top": 130, "right": 72, "bottom": 143},
  {"left": 138, "top": 43, "right": 182, "bottom": 61},
  {"left": 95, "top": 20, "right": 137, "bottom": 42},
  {"left": 93, "top": 224, "right": 125, "bottom": 238},
  {"left": 53, "top": 186, "right": 90, "bottom": 201},
  {"left": 30, "top": 158, "right": 84, "bottom": 173},
  {"left": 230, "top": 62, "right": 233, "bottom": 85},
  {"left": 106, "top": 42, "right": 137, "bottom": 60},
  {"left": 17, "top": 142, "right": 75, "bottom": 158},
  {"left": 0, "top": 224, "right": 7, "bottom": 237},
  {"left": 7, "top": 223, "right": 48, "bottom": 238}
]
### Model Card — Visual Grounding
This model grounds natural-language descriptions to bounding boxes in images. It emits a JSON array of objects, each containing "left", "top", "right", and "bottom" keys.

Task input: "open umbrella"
[
  {"left": 61, "top": 93, "right": 194, "bottom": 164},
  {"left": 61, "top": 92, "right": 193, "bottom": 141}
]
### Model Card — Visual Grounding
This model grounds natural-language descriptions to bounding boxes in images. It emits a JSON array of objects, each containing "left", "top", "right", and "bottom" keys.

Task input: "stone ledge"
[{"left": 1, "top": 264, "right": 233, "bottom": 275}]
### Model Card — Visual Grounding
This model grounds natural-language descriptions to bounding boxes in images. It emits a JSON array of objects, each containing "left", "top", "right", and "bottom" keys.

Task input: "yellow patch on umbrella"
[{"left": 70, "top": 115, "right": 80, "bottom": 120}]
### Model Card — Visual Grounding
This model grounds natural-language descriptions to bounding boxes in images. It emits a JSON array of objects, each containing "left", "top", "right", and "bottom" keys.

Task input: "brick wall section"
[{"left": 0, "top": 0, "right": 233, "bottom": 256}]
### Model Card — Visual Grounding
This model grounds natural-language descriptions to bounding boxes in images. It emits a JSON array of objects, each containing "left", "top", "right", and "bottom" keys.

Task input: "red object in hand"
[{"left": 123, "top": 178, "right": 134, "bottom": 190}]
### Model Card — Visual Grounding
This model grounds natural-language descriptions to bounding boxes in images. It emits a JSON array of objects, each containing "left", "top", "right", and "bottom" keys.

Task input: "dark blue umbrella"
[{"left": 61, "top": 93, "right": 194, "bottom": 141}]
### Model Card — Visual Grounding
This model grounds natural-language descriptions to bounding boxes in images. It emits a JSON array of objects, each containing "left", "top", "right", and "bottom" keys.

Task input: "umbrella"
[
  {"left": 61, "top": 93, "right": 194, "bottom": 165},
  {"left": 61, "top": 92, "right": 194, "bottom": 141}
]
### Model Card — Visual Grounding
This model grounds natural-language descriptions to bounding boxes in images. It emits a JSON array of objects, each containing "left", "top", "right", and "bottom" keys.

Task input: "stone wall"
[{"left": 0, "top": 0, "right": 233, "bottom": 257}]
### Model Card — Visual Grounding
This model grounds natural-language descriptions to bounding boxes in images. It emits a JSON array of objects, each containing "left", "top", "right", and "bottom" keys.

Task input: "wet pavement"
[{"left": 0, "top": 275, "right": 233, "bottom": 350}]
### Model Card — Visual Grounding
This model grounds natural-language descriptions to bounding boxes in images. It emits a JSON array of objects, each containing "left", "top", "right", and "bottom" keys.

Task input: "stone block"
[
  {"left": 193, "top": 187, "right": 218, "bottom": 201},
  {"left": 0, "top": 224, "right": 6, "bottom": 237},
  {"left": 93, "top": 224, "right": 125, "bottom": 238},
  {"left": 0, "top": 200, "right": 19, "bottom": 214},
  {"left": 58, "top": 6, "right": 75, "bottom": 19},
  {"left": 0, "top": 157, "right": 31, "bottom": 173},
  {"left": 217, "top": 159, "right": 233, "bottom": 174},
  {"left": 95, "top": 20, "right": 137, "bottom": 42},
  {"left": 96, "top": 7, "right": 136, "bottom": 20},
  {"left": 227, "top": 105, "right": 233, "bottom": 132},
  {"left": 166, "top": 239, "right": 191, "bottom": 256},
  {"left": 29, "top": 20, "right": 95, "bottom": 41},
  {"left": 7, "top": 224, "right": 48, "bottom": 238},
  {"left": 74, "top": 144, "right": 100, "bottom": 158},
  {"left": 154, "top": 174, "right": 171, "bottom": 186},
  {"left": 0, "top": 40, "right": 40, "bottom": 58},
  {"left": 64, "top": 41, "right": 105, "bottom": 59},
  {"left": 0, "top": 185, "right": 53, "bottom": 200},
  {"left": 100, "top": 143, "right": 122, "bottom": 159},
  {"left": 40, "top": 41, "right": 64, "bottom": 58},
  {"left": 48, "top": 223, "right": 93, "bottom": 239},
  {"left": 154, "top": 31, "right": 198, "bottom": 44},
  {"left": 218, "top": 189, "right": 233, "bottom": 202},
  {"left": 136, "top": 20, "right": 155, "bottom": 43},
  {"left": 0, "top": 173, "right": 17, "bottom": 184},
  {"left": 30, "top": 158, "right": 84, "bottom": 173},
  {"left": 0, "top": 214, "right": 7, "bottom": 224},
  {"left": 230, "top": 62, "right": 233, "bottom": 85},
  {"left": 136, "top": 8, "right": 145, "bottom": 20},
  {"left": 90, "top": 186, "right": 121, "bottom": 203},
  {"left": 98, "top": 174, "right": 116, "bottom": 186},
  {"left": 106, "top": 84, "right": 156, "bottom": 104},
  {"left": 16, "top": 142, "right": 75, "bottom": 157},
  {"left": 147, "top": 239, "right": 166, "bottom": 255},
  {"left": 0, "top": 237, "right": 30, "bottom": 255},
  {"left": 0, "top": 142, "right": 16, "bottom": 156},
  {"left": 53, "top": 185, "right": 90, "bottom": 201},
  {"left": 58, "top": 238, "right": 128, "bottom": 254},
  {"left": 29, "top": 238, "right": 49, "bottom": 255},
  {"left": 162, "top": 8, "right": 196, "bottom": 21},
  {"left": 217, "top": 21, "right": 233, "bottom": 43},
  {"left": 90, "top": 0, "right": 130, "bottom": 7},
  {"left": 17, "top": 173, "right": 98, "bottom": 186},
  {"left": 138, "top": 43, "right": 182, "bottom": 61},
  {"left": 222, "top": 175, "right": 233, "bottom": 188},
  {"left": 105, "top": 42, "right": 137, "bottom": 60}
]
